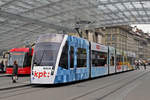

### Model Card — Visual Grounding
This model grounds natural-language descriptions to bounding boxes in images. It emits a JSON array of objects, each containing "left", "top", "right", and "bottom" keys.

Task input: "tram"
[
  {"left": 6, "top": 48, "right": 33, "bottom": 74},
  {"left": 108, "top": 46, "right": 116, "bottom": 74},
  {"left": 31, "top": 33, "right": 134, "bottom": 84},
  {"left": 116, "top": 49, "right": 124, "bottom": 72}
]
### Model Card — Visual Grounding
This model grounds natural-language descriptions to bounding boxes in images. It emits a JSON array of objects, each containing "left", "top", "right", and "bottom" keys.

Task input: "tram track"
[
  {"left": 0, "top": 85, "right": 47, "bottom": 99},
  {"left": 0, "top": 83, "right": 30, "bottom": 91},
  {"left": 96, "top": 71, "right": 149, "bottom": 100},
  {"left": 0, "top": 70, "right": 136, "bottom": 92},
  {"left": 0, "top": 70, "right": 135, "bottom": 92},
  {"left": 70, "top": 71, "right": 149, "bottom": 100},
  {"left": 0, "top": 70, "right": 148, "bottom": 100}
]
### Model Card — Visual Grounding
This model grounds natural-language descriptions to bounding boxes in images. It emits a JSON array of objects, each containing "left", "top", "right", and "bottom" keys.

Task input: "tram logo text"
[{"left": 33, "top": 71, "right": 50, "bottom": 78}]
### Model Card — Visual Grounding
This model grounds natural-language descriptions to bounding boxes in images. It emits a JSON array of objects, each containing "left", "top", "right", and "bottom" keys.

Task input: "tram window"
[
  {"left": 116, "top": 55, "right": 123, "bottom": 65},
  {"left": 24, "top": 53, "right": 32, "bottom": 67},
  {"left": 77, "top": 48, "right": 87, "bottom": 68},
  {"left": 116, "top": 56, "right": 119, "bottom": 65},
  {"left": 70, "top": 46, "right": 74, "bottom": 68},
  {"left": 110, "top": 56, "right": 114, "bottom": 66},
  {"left": 59, "top": 43, "right": 68, "bottom": 69},
  {"left": 92, "top": 51, "right": 107, "bottom": 67},
  {"left": 128, "top": 57, "right": 133, "bottom": 65}
]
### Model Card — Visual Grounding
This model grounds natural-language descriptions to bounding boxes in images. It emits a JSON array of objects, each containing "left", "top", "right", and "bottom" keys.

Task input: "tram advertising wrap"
[
  {"left": 31, "top": 33, "right": 135, "bottom": 84},
  {"left": 90, "top": 42, "right": 108, "bottom": 77}
]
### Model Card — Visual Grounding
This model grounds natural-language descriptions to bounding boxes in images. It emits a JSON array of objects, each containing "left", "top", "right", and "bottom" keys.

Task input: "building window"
[
  {"left": 112, "top": 35, "right": 116, "bottom": 41},
  {"left": 107, "top": 43, "right": 111, "bottom": 46},
  {"left": 112, "top": 43, "right": 116, "bottom": 48},
  {"left": 107, "top": 35, "right": 111, "bottom": 41}
]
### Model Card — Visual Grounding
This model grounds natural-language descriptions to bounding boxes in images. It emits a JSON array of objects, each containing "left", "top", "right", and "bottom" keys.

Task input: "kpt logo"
[{"left": 33, "top": 71, "right": 50, "bottom": 78}]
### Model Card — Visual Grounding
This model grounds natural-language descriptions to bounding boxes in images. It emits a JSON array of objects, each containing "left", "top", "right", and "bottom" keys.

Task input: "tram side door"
[{"left": 69, "top": 46, "right": 76, "bottom": 81}]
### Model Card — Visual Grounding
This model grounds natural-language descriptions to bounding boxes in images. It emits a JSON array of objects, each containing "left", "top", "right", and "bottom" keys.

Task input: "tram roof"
[{"left": 0, "top": 0, "right": 150, "bottom": 50}]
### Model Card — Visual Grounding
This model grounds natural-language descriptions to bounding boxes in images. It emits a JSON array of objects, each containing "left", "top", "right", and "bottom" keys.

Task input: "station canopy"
[{"left": 0, "top": 0, "right": 150, "bottom": 50}]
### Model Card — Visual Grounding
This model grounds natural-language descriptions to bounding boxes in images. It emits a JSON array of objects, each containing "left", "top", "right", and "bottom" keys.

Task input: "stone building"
[
  {"left": 101, "top": 26, "right": 128, "bottom": 52},
  {"left": 68, "top": 29, "right": 104, "bottom": 44},
  {"left": 100, "top": 25, "right": 150, "bottom": 60}
]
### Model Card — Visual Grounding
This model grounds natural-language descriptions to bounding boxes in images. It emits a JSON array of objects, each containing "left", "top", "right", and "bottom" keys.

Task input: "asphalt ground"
[{"left": 0, "top": 66, "right": 149, "bottom": 100}]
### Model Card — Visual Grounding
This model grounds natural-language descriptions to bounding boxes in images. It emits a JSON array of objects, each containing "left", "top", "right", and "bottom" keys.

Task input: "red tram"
[{"left": 6, "top": 48, "right": 33, "bottom": 75}]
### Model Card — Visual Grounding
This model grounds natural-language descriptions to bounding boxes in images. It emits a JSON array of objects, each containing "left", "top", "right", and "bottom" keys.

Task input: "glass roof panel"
[
  {"left": 133, "top": 2, "right": 143, "bottom": 9},
  {"left": 0, "top": 0, "right": 150, "bottom": 49},
  {"left": 106, "top": 4, "right": 117, "bottom": 11},
  {"left": 0, "top": 0, "right": 6, "bottom": 6},
  {"left": 15, "top": 1, "right": 34, "bottom": 9},
  {"left": 143, "top": 1, "right": 150, "bottom": 8},
  {"left": 116, "top": 3, "right": 125, "bottom": 10}
]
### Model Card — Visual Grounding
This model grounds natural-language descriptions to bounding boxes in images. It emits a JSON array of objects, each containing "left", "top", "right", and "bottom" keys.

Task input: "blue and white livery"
[
  {"left": 31, "top": 33, "right": 135, "bottom": 84},
  {"left": 31, "top": 34, "right": 89, "bottom": 84},
  {"left": 90, "top": 42, "right": 108, "bottom": 78}
]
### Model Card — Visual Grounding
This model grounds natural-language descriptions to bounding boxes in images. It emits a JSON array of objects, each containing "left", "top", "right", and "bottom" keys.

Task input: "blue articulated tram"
[{"left": 31, "top": 33, "right": 134, "bottom": 84}]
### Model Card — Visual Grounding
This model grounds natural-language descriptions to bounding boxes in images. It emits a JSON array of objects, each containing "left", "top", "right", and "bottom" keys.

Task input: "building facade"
[
  {"left": 68, "top": 29, "right": 104, "bottom": 44},
  {"left": 101, "top": 25, "right": 150, "bottom": 60}
]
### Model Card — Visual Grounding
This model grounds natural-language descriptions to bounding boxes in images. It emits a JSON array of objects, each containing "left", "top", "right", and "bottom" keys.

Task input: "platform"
[{"left": 0, "top": 74, "right": 30, "bottom": 90}]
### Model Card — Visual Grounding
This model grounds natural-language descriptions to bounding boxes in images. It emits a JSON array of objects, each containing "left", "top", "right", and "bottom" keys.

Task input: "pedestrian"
[
  {"left": 12, "top": 60, "right": 18, "bottom": 83},
  {"left": 143, "top": 61, "right": 147, "bottom": 70},
  {"left": 136, "top": 61, "right": 140, "bottom": 70},
  {"left": 0, "top": 60, "right": 4, "bottom": 72}
]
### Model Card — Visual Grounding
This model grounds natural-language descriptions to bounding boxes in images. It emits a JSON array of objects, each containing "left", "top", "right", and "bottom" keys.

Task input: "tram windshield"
[
  {"left": 33, "top": 34, "right": 64, "bottom": 67},
  {"left": 7, "top": 52, "right": 25, "bottom": 67}
]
